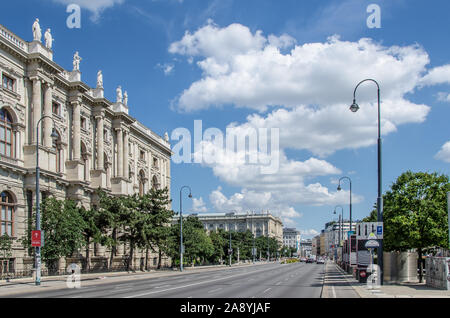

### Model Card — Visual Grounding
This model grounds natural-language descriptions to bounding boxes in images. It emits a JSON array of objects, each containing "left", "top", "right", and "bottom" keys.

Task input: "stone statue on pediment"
[
  {"left": 44, "top": 29, "right": 53, "bottom": 49},
  {"left": 164, "top": 132, "right": 169, "bottom": 142},
  {"left": 73, "top": 51, "right": 82, "bottom": 71},
  {"left": 32, "top": 18, "right": 42, "bottom": 42},
  {"left": 116, "top": 86, "right": 123, "bottom": 103},
  {"left": 97, "top": 70, "right": 103, "bottom": 88},
  {"left": 123, "top": 91, "right": 128, "bottom": 106}
]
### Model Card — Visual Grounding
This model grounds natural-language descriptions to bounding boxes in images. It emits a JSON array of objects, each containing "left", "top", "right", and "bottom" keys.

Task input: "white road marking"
[
  {"left": 331, "top": 284, "right": 337, "bottom": 298},
  {"left": 208, "top": 288, "right": 223, "bottom": 294},
  {"left": 262, "top": 288, "right": 272, "bottom": 294},
  {"left": 125, "top": 266, "right": 280, "bottom": 298}
]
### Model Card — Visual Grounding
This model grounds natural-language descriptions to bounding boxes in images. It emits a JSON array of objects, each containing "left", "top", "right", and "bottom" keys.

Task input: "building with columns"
[
  {"left": 173, "top": 212, "right": 284, "bottom": 244},
  {"left": 0, "top": 22, "right": 172, "bottom": 273}
]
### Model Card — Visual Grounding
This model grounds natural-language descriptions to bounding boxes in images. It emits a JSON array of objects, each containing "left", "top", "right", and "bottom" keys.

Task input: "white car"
[{"left": 316, "top": 258, "right": 325, "bottom": 264}]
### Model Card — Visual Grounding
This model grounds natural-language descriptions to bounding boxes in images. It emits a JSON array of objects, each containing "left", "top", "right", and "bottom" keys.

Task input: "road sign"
[
  {"left": 368, "top": 232, "right": 377, "bottom": 240},
  {"left": 252, "top": 248, "right": 257, "bottom": 256},
  {"left": 365, "top": 240, "right": 380, "bottom": 249},
  {"left": 31, "top": 230, "right": 41, "bottom": 247},
  {"left": 357, "top": 222, "right": 383, "bottom": 239}
]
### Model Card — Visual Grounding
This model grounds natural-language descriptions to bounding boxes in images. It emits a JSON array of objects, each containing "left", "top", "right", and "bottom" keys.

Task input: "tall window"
[
  {"left": 52, "top": 130, "right": 62, "bottom": 173},
  {"left": 52, "top": 102, "right": 60, "bottom": 116},
  {"left": 0, "top": 192, "right": 14, "bottom": 236},
  {"left": 152, "top": 176, "right": 159, "bottom": 190},
  {"left": 2, "top": 74, "right": 14, "bottom": 91},
  {"left": 138, "top": 170, "right": 146, "bottom": 196},
  {"left": 0, "top": 109, "right": 13, "bottom": 158}
]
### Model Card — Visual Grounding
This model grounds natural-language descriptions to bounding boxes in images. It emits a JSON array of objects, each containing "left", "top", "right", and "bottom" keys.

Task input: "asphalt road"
[{"left": 5, "top": 262, "right": 326, "bottom": 298}]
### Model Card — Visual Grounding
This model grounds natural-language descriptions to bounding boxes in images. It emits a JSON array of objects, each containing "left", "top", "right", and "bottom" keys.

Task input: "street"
[{"left": 2, "top": 262, "right": 327, "bottom": 298}]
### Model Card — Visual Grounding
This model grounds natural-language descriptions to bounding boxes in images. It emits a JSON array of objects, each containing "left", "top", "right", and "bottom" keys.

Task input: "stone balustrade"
[{"left": 0, "top": 24, "right": 27, "bottom": 52}]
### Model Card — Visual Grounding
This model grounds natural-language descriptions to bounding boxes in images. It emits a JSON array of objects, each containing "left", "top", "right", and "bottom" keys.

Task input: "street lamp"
[
  {"left": 333, "top": 205, "right": 344, "bottom": 245},
  {"left": 351, "top": 78, "right": 383, "bottom": 284},
  {"left": 35, "top": 115, "right": 58, "bottom": 286},
  {"left": 337, "top": 176, "right": 353, "bottom": 235},
  {"left": 179, "top": 186, "right": 192, "bottom": 272}
]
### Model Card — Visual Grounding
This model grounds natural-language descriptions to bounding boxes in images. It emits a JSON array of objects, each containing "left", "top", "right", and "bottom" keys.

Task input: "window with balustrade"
[
  {"left": 0, "top": 109, "right": 14, "bottom": 158},
  {"left": 0, "top": 191, "right": 14, "bottom": 236},
  {"left": 2, "top": 74, "right": 14, "bottom": 91}
]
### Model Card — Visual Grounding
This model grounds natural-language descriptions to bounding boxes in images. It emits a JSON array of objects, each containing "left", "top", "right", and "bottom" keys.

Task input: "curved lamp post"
[
  {"left": 333, "top": 205, "right": 344, "bottom": 244},
  {"left": 179, "top": 186, "right": 192, "bottom": 272},
  {"left": 351, "top": 78, "right": 383, "bottom": 284},
  {"left": 337, "top": 176, "right": 352, "bottom": 234},
  {"left": 35, "top": 115, "right": 59, "bottom": 286}
]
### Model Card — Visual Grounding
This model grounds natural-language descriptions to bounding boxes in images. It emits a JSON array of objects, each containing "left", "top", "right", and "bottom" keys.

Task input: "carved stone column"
[
  {"left": 43, "top": 83, "right": 53, "bottom": 148},
  {"left": 96, "top": 115, "right": 104, "bottom": 170},
  {"left": 72, "top": 101, "right": 81, "bottom": 161},
  {"left": 123, "top": 130, "right": 129, "bottom": 178},
  {"left": 116, "top": 128, "right": 123, "bottom": 177},
  {"left": 32, "top": 78, "right": 42, "bottom": 143}
]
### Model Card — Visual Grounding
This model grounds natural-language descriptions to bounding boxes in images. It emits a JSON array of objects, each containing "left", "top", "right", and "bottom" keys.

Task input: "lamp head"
[
  {"left": 188, "top": 193, "right": 192, "bottom": 199},
  {"left": 350, "top": 100, "right": 360, "bottom": 113},
  {"left": 337, "top": 185, "right": 342, "bottom": 191},
  {"left": 51, "top": 128, "right": 58, "bottom": 140}
]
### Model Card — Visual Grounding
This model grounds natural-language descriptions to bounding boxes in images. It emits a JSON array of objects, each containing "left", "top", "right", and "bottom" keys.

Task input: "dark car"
[{"left": 306, "top": 258, "right": 315, "bottom": 263}]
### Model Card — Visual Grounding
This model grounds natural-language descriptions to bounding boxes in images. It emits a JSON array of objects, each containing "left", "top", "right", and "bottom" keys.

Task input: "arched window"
[
  {"left": 52, "top": 130, "right": 62, "bottom": 173},
  {"left": 0, "top": 191, "right": 14, "bottom": 236},
  {"left": 138, "top": 170, "right": 146, "bottom": 196},
  {"left": 0, "top": 109, "right": 13, "bottom": 158},
  {"left": 152, "top": 175, "right": 159, "bottom": 190},
  {"left": 81, "top": 142, "right": 88, "bottom": 181}
]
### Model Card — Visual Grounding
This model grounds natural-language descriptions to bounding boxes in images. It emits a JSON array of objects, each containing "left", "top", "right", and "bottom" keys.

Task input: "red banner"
[{"left": 31, "top": 230, "right": 41, "bottom": 247}]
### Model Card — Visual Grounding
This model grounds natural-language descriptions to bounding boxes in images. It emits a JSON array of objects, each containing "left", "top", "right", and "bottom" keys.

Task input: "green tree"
[
  {"left": 0, "top": 234, "right": 13, "bottom": 275},
  {"left": 383, "top": 171, "right": 450, "bottom": 282},
  {"left": 362, "top": 205, "right": 378, "bottom": 222},
  {"left": 79, "top": 207, "right": 102, "bottom": 272},
  {"left": 97, "top": 190, "right": 125, "bottom": 269},
  {"left": 209, "top": 229, "right": 227, "bottom": 263},
  {"left": 41, "top": 198, "right": 85, "bottom": 271},
  {"left": 144, "top": 188, "right": 174, "bottom": 269}
]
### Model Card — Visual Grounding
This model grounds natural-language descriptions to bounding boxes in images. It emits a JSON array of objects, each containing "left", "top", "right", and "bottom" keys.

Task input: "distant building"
[
  {"left": 172, "top": 211, "right": 283, "bottom": 244},
  {"left": 323, "top": 220, "right": 357, "bottom": 256},
  {"left": 283, "top": 228, "right": 301, "bottom": 253},
  {"left": 299, "top": 239, "right": 312, "bottom": 257}
]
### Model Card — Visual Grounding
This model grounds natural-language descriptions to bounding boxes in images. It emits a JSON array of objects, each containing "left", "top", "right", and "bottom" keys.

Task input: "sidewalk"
[{"left": 329, "top": 261, "right": 450, "bottom": 298}]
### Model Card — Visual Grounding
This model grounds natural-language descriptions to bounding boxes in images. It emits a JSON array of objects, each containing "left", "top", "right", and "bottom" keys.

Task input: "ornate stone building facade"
[{"left": 0, "top": 21, "right": 172, "bottom": 273}]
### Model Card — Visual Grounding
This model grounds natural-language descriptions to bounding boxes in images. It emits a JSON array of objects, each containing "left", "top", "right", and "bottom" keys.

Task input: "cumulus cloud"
[
  {"left": 300, "top": 229, "right": 320, "bottom": 238},
  {"left": 169, "top": 22, "right": 430, "bottom": 114},
  {"left": 191, "top": 197, "right": 208, "bottom": 213},
  {"left": 168, "top": 21, "right": 438, "bottom": 223},
  {"left": 51, "top": 0, "right": 124, "bottom": 21},
  {"left": 435, "top": 141, "right": 450, "bottom": 163}
]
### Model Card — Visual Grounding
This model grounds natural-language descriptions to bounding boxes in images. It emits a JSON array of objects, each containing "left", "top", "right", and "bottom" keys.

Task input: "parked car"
[
  {"left": 316, "top": 258, "right": 325, "bottom": 264},
  {"left": 306, "top": 258, "right": 315, "bottom": 263}
]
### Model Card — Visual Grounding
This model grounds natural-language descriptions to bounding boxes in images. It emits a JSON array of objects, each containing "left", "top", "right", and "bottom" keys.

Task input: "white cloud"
[
  {"left": 300, "top": 229, "right": 320, "bottom": 238},
  {"left": 170, "top": 23, "right": 430, "bottom": 114},
  {"left": 51, "top": 0, "right": 124, "bottom": 21},
  {"left": 421, "top": 64, "right": 450, "bottom": 86},
  {"left": 191, "top": 197, "right": 208, "bottom": 213},
  {"left": 437, "top": 92, "right": 450, "bottom": 103},
  {"left": 435, "top": 141, "right": 450, "bottom": 163}
]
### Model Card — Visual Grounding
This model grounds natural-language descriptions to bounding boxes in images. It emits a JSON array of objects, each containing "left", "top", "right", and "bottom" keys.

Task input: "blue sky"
[{"left": 1, "top": 0, "right": 449, "bottom": 238}]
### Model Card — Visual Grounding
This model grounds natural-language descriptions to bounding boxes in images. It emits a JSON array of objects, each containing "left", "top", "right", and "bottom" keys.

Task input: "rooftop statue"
[
  {"left": 116, "top": 86, "right": 123, "bottom": 103},
  {"left": 44, "top": 28, "right": 53, "bottom": 49},
  {"left": 32, "top": 18, "right": 42, "bottom": 42},
  {"left": 97, "top": 70, "right": 103, "bottom": 88},
  {"left": 73, "top": 51, "right": 82, "bottom": 71},
  {"left": 123, "top": 91, "right": 128, "bottom": 106}
]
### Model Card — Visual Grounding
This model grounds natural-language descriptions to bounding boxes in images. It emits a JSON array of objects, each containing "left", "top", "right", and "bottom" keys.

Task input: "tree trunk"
[
  {"left": 145, "top": 247, "right": 149, "bottom": 271},
  {"left": 157, "top": 249, "right": 162, "bottom": 269},
  {"left": 85, "top": 238, "right": 91, "bottom": 273},
  {"left": 418, "top": 248, "right": 423, "bottom": 283},
  {"left": 128, "top": 242, "right": 134, "bottom": 272},
  {"left": 109, "top": 228, "right": 117, "bottom": 270}
]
